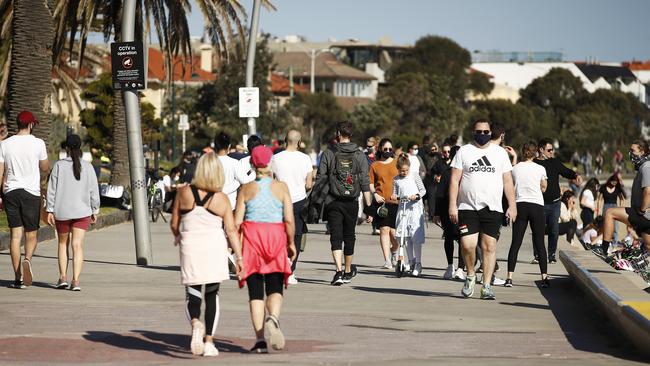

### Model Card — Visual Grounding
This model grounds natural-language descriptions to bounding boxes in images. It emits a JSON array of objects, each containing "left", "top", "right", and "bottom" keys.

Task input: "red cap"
[
  {"left": 17, "top": 111, "right": 38, "bottom": 127},
  {"left": 250, "top": 146, "right": 273, "bottom": 168}
]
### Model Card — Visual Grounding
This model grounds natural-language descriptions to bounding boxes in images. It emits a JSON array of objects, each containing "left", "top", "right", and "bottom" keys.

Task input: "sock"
[
  {"left": 256, "top": 337, "right": 265, "bottom": 343},
  {"left": 602, "top": 240, "right": 610, "bottom": 254}
]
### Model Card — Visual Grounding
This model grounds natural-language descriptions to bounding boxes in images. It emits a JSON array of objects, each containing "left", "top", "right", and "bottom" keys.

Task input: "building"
[{"left": 472, "top": 50, "right": 563, "bottom": 63}]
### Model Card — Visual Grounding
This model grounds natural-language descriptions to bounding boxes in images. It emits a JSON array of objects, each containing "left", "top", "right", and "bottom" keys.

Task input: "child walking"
[{"left": 391, "top": 154, "right": 427, "bottom": 276}]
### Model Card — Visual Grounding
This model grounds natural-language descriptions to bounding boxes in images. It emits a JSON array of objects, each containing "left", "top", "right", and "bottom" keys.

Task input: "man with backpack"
[{"left": 314, "top": 122, "right": 372, "bottom": 286}]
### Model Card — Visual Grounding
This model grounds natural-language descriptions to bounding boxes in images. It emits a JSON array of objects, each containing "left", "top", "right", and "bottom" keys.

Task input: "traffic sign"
[
  {"left": 178, "top": 114, "right": 190, "bottom": 131},
  {"left": 239, "top": 87, "right": 259, "bottom": 118},
  {"left": 111, "top": 41, "right": 146, "bottom": 90}
]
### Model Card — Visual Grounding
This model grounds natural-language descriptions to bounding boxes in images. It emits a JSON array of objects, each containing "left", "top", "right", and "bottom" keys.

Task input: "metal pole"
[
  {"left": 171, "top": 82, "right": 176, "bottom": 160},
  {"left": 310, "top": 49, "right": 315, "bottom": 93},
  {"left": 289, "top": 65, "right": 294, "bottom": 98},
  {"left": 244, "top": 0, "right": 261, "bottom": 136},
  {"left": 182, "top": 129, "right": 186, "bottom": 153},
  {"left": 122, "top": 0, "right": 152, "bottom": 266}
]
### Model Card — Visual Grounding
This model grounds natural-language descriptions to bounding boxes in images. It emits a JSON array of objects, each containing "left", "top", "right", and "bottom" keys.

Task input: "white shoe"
[
  {"left": 382, "top": 260, "right": 393, "bottom": 269},
  {"left": 453, "top": 268, "right": 466, "bottom": 280},
  {"left": 412, "top": 262, "right": 422, "bottom": 277},
  {"left": 287, "top": 274, "right": 298, "bottom": 285},
  {"left": 443, "top": 264, "right": 454, "bottom": 280},
  {"left": 492, "top": 276, "right": 506, "bottom": 286},
  {"left": 203, "top": 341, "right": 219, "bottom": 357},
  {"left": 190, "top": 321, "right": 205, "bottom": 356}
]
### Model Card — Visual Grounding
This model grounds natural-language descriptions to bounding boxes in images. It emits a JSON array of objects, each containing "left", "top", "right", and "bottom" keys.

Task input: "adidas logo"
[{"left": 469, "top": 156, "right": 496, "bottom": 173}]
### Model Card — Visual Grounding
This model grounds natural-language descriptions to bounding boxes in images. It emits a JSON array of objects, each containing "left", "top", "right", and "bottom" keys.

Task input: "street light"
[{"left": 309, "top": 48, "right": 330, "bottom": 93}]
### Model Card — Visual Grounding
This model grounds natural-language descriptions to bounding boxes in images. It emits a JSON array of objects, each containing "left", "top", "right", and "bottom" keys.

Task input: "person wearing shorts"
[
  {"left": 46, "top": 134, "right": 100, "bottom": 291},
  {"left": 449, "top": 119, "right": 517, "bottom": 301},
  {"left": 601, "top": 140, "right": 650, "bottom": 254},
  {"left": 0, "top": 111, "right": 49, "bottom": 289}
]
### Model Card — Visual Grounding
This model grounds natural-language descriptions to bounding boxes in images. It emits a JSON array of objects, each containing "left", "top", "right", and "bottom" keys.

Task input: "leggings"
[
  {"left": 558, "top": 219, "right": 577, "bottom": 243},
  {"left": 508, "top": 202, "right": 547, "bottom": 274},
  {"left": 246, "top": 273, "right": 284, "bottom": 301},
  {"left": 440, "top": 209, "right": 465, "bottom": 269},
  {"left": 400, "top": 237, "right": 422, "bottom": 264},
  {"left": 186, "top": 283, "right": 220, "bottom": 336}
]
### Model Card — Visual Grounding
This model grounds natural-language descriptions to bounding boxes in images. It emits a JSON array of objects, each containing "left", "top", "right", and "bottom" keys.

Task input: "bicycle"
[{"left": 147, "top": 173, "right": 166, "bottom": 223}]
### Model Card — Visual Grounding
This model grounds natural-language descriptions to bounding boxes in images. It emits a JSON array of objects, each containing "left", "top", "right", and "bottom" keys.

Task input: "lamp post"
[
  {"left": 308, "top": 48, "right": 330, "bottom": 93},
  {"left": 244, "top": 0, "right": 262, "bottom": 136}
]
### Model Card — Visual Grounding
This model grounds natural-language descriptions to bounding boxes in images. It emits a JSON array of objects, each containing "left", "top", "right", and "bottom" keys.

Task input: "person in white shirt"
[
  {"left": 239, "top": 135, "right": 263, "bottom": 185},
  {"left": 214, "top": 132, "right": 249, "bottom": 208},
  {"left": 506, "top": 141, "right": 549, "bottom": 288},
  {"left": 449, "top": 119, "right": 516, "bottom": 300},
  {"left": 406, "top": 142, "right": 425, "bottom": 179},
  {"left": 271, "top": 130, "right": 313, "bottom": 284},
  {"left": 0, "top": 111, "right": 50, "bottom": 289}
]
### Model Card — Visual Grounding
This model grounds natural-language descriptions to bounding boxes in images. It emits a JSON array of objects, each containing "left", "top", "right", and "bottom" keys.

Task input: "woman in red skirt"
[{"left": 235, "top": 146, "right": 296, "bottom": 353}]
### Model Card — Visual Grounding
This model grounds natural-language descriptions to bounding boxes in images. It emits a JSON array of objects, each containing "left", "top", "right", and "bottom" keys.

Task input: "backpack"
[{"left": 329, "top": 149, "right": 361, "bottom": 199}]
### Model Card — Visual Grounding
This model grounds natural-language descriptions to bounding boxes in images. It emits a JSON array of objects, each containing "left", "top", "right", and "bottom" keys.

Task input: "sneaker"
[
  {"left": 480, "top": 285, "right": 496, "bottom": 300},
  {"left": 549, "top": 255, "right": 557, "bottom": 264},
  {"left": 461, "top": 275, "right": 476, "bottom": 298},
  {"left": 190, "top": 321, "right": 205, "bottom": 356},
  {"left": 69, "top": 281, "right": 81, "bottom": 291},
  {"left": 381, "top": 260, "right": 393, "bottom": 269},
  {"left": 342, "top": 272, "right": 353, "bottom": 284},
  {"left": 443, "top": 264, "right": 454, "bottom": 280},
  {"left": 411, "top": 263, "right": 422, "bottom": 277},
  {"left": 22, "top": 259, "right": 33, "bottom": 286},
  {"left": 350, "top": 264, "right": 358, "bottom": 277},
  {"left": 287, "top": 274, "right": 298, "bottom": 285},
  {"left": 492, "top": 275, "right": 506, "bottom": 286},
  {"left": 540, "top": 278, "right": 550, "bottom": 288},
  {"left": 10, "top": 279, "right": 26, "bottom": 289},
  {"left": 331, "top": 271, "right": 344, "bottom": 286},
  {"left": 530, "top": 257, "right": 539, "bottom": 264},
  {"left": 264, "top": 315, "right": 285, "bottom": 350},
  {"left": 453, "top": 268, "right": 466, "bottom": 280},
  {"left": 55, "top": 278, "right": 69, "bottom": 289},
  {"left": 504, "top": 279, "right": 513, "bottom": 287},
  {"left": 203, "top": 341, "right": 219, "bottom": 357},
  {"left": 250, "top": 340, "right": 268, "bottom": 354}
]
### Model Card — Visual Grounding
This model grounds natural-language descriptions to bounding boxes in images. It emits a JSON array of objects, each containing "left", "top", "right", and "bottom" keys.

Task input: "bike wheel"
[{"left": 151, "top": 207, "right": 159, "bottom": 222}]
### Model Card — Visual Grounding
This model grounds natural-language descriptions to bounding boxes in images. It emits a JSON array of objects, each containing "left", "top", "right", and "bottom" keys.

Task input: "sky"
[{"left": 184, "top": 0, "right": 650, "bottom": 62}]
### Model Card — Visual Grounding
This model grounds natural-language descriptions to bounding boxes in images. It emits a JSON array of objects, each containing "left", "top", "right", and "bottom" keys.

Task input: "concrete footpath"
[{"left": 0, "top": 219, "right": 647, "bottom": 365}]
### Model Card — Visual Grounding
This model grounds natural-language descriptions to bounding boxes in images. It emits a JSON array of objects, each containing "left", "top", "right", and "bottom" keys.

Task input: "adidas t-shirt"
[{"left": 451, "top": 143, "right": 512, "bottom": 212}]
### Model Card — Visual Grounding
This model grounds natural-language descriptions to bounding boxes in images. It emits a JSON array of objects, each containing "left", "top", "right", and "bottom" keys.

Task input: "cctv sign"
[
  {"left": 111, "top": 42, "right": 146, "bottom": 90},
  {"left": 239, "top": 87, "right": 259, "bottom": 118}
]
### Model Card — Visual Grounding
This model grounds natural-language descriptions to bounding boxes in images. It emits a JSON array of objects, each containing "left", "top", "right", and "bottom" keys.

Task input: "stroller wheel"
[{"left": 395, "top": 260, "right": 403, "bottom": 278}]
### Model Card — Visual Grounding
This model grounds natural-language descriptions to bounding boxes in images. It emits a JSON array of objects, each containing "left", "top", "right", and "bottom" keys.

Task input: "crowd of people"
[{"left": 3, "top": 110, "right": 650, "bottom": 357}]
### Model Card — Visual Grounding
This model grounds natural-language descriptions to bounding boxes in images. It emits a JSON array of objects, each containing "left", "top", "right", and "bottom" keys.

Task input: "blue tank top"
[{"left": 245, "top": 177, "right": 284, "bottom": 223}]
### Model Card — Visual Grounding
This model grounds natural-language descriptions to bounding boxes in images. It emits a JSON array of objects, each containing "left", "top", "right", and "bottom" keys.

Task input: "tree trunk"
[
  {"left": 110, "top": 91, "right": 130, "bottom": 186},
  {"left": 7, "top": 0, "right": 53, "bottom": 145}
]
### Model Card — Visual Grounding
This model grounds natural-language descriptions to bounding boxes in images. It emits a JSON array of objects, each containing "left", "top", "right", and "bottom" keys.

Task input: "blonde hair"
[
  {"left": 192, "top": 153, "right": 225, "bottom": 192},
  {"left": 255, "top": 166, "right": 272, "bottom": 178}
]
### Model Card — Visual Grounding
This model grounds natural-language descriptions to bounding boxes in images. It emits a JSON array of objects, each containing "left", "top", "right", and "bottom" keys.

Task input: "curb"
[
  {"left": 0, "top": 209, "right": 132, "bottom": 252},
  {"left": 560, "top": 249, "right": 650, "bottom": 356}
]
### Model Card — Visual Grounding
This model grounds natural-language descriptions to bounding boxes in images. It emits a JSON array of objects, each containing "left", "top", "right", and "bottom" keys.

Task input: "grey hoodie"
[
  {"left": 314, "top": 142, "right": 370, "bottom": 205},
  {"left": 46, "top": 158, "right": 100, "bottom": 220}
]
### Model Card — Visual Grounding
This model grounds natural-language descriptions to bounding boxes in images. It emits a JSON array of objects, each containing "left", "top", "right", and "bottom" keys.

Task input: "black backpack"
[{"left": 329, "top": 148, "right": 361, "bottom": 199}]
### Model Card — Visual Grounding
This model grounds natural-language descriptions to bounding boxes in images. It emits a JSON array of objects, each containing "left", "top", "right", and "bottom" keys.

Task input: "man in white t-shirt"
[
  {"left": 0, "top": 111, "right": 50, "bottom": 289},
  {"left": 449, "top": 119, "right": 516, "bottom": 300},
  {"left": 271, "top": 130, "right": 314, "bottom": 284},
  {"left": 238, "top": 135, "right": 263, "bottom": 185},
  {"left": 214, "top": 132, "right": 249, "bottom": 208}
]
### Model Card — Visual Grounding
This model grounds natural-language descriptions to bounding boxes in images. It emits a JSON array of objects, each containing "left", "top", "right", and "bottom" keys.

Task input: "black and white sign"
[
  {"left": 239, "top": 87, "right": 259, "bottom": 118},
  {"left": 111, "top": 41, "right": 146, "bottom": 90}
]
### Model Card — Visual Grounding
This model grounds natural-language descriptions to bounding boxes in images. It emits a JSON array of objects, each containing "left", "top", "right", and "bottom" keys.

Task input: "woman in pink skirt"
[
  {"left": 171, "top": 153, "right": 243, "bottom": 357},
  {"left": 235, "top": 146, "right": 296, "bottom": 353}
]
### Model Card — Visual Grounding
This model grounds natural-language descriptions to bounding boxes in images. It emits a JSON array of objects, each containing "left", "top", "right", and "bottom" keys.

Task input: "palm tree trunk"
[
  {"left": 7, "top": 0, "right": 53, "bottom": 144},
  {"left": 110, "top": 91, "right": 130, "bottom": 186}
]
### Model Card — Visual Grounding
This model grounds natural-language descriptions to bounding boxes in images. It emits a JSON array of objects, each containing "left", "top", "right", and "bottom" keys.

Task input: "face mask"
[
  {"left": 474, "top": 133, "right": 491, "bottom": 146},
  {"left": 411, "top": 149, "right": 419, "bottom": 156},
  {"left": 382, "top": 151, "right": 394, "bottom": 159},
  {"left": 629, "top": 151, "right": 648, "bottom": 170}
]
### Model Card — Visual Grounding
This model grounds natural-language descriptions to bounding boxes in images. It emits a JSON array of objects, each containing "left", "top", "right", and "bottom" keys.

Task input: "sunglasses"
[
  {"left": 475, "top": 130, "right": 491, "bottom": 135},
  {"left": 546, "top": 148, "right": 554, "bottom": 152}
]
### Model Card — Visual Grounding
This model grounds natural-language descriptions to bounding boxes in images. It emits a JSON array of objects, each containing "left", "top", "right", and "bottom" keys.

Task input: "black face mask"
[{"left": 382, "top": 151, "right": 394, "bottom": 159}]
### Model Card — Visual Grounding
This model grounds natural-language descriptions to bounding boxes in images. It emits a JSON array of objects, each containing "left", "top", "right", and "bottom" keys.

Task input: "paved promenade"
[{"left": 0, "top": 219, "right": 647, "bottom": 365}]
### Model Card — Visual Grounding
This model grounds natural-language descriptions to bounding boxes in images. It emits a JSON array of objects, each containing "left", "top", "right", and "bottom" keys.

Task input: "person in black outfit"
[
  {"left": 434, "top": 145, "right": 465, "bottom": 279},
  {"left": 178, "top": 150, "right": 197, "bottom": 184},
  {"left": 596, "top": 173, "right": 626, "bottom": 241},
  {"left": 533, "top": 138, "right": 582, "bottom": 263}
]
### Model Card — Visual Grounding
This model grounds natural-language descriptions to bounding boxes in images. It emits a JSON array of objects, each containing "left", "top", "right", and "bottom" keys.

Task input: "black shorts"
[
  {"left": 246, "top": 273, "right": 284, "bottom": 301},
  {"left": 375, "top": 203, "right": 398, "bottom": 229},
  {"left": 458, "top": 207, "right": 503, "bottom": 239},
  {"left": 626, "top": 208, "right": 650, "bottom": 235},
  {"left": 4, "top": 189, "right": 41, "bottom": 232}
]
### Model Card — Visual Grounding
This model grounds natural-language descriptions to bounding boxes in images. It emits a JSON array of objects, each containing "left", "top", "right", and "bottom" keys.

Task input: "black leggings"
[
  {"left": 186, "top": 283, "right": 220, "bottom": 336},
  {"left": 440, "top": 209, "right": 464, "bottom": 269},
  {"left": 247, "top": 273, "right": 284, "bottom": 301},
  {"left": 508, "top": 202, "right": 547, "bottom": 274},
  {"left": 558, "top": 219, "right": 577, "bottom": 243}
]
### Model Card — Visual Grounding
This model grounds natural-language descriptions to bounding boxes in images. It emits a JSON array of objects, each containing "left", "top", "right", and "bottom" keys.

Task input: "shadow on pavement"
[
  {"left": 351, "top": 285, "right": 460, "bottom": 298},
  {"left": 22, "top": 253, "right": 180, "bottom": 271},
  {"left": 0, "top": 279, "right": 56, "bottom": 289},
  {"left": 539, "top": 277, "right": 646, "bottom": 362},
  {"left": 132, "top": 330, "right": 249, "bottom": 354},
  {"left": 499, "top": 301, "right": 551, "bottom": 310}
]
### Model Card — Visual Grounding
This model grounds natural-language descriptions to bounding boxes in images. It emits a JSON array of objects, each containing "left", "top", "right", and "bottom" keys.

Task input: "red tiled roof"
[
  {"left": 270, "top": 72, "right": 308, "bottom": 94},
  {"left": 51, "top": 55, "right": 94, "bottom": 80},
  {"left": 624, "top": 60, "right": 650, "bottom": 71},
  {"left": 145, "top": 48, "right": 215, "bottom": 82}
]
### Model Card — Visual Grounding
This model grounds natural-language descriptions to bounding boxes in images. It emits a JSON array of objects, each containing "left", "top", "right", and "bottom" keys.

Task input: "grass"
[{"left": 0, "top": 206, "right": 123, "bottom": 233}]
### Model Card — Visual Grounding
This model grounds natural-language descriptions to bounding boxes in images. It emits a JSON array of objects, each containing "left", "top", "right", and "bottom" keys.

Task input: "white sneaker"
[
  {"left": 190, "top": 321, "right": 205, "bottom": 356},
  {"left": 287, "top": 274, "right": 298, "bottom": 285},
  {"left": 412, "top": 262, "right": 422, "bottom": 277},
  {"left": 203, "top": 341, "right": 219, "bottom": 357},
  {"left": 453, "top": 268, "right": 466, "bottom": 280},
  {"left": 382, "top": 260, "right": 393, "bottom": 269},
  {"left": 492, "top": 276, "right": 506, "bottom": 286},
  {"left": 443, "top": 264, "right": 455, "bottom": 280}
]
